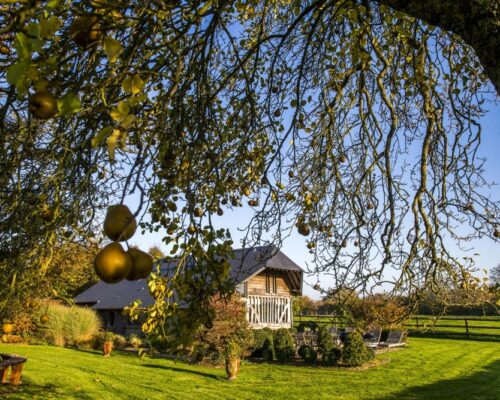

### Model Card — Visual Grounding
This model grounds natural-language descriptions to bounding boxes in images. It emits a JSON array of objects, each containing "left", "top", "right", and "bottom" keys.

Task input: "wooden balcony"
[{"left": 244, "top": 295, "right": 292, "bottom": 329}]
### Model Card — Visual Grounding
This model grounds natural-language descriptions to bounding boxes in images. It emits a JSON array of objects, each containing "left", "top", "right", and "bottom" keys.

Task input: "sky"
[{"left": 126, "top": 96, "right": 500, "bottom": 300}]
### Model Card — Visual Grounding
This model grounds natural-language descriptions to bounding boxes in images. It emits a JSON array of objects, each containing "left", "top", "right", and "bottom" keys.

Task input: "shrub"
[
  {"left": 322, "top": 347, "right": 342, "bottom": 366},
  {"left": 296, "top": 321, "right": 318, "bottom": 333},
  {"left": 298, "top": 344, "right": 317, "bottom": 364},
  {"left": 113, "top": 334, "right": 127, "bottom": 349},
  {"left": 38, "top": 302, "right": 101, "bottom": 348},
  {"left": 251, "top": 328, "right": 274, "bottom": 357},
  {"left": 262, "top": 337, "right": 275, "bottom": 361},
  {"left": 193, "top": 294, "right": 254, "bottom": 364},
  {"left": 316, "top": 325, "right": 334, "bottom": 354},
  {"left": 1, "top": 334, "right": 24, "bottom": 344},
  {"left": 128, "top": 334, "right": 142, "bottom": 349},
  {"left": 273, "top": 328, "right": 295, "bottom": 363},
  {"left": 342, "top": 331, "right": 374, "bottom": 366}
]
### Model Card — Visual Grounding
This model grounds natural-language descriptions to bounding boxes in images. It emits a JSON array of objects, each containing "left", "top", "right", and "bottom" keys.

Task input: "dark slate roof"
[{"left": 75, "top": 245, "right": 303, "bottom": 310}]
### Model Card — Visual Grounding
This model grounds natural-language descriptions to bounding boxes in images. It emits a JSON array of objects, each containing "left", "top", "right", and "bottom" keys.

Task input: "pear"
[
  {"left": 103, "top": 204, "right": 137, "bottom": 241},
  {"left": 126, "top": 248, "right": 153, "bottom": 281},
  {"left": 297, "top": 223, "right": 310, "bottom": 236},
  {"left": 70, "top": 16, "right": 102, "bottom": 47},
  {"left": 94, "top": 242, "right": 132, "bottom": 283},
  {"left": 29, "top": 91, "right": 58, "bottom": 119}
]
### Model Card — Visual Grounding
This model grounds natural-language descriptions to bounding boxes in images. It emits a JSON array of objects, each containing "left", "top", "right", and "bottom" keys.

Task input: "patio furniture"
[
  {"left": 378, "top": 331, "right": 406, "bottom": 349},
  {"left": 363, "top": 329, "right": 382, "bottom": 350},
  {"left": 0, "top": 354, "right": 27, "bottom": 386}
]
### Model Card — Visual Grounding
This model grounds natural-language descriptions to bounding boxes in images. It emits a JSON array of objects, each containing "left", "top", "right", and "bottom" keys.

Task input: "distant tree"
[
  {"left": 490, "top": 265, "right": 500, "bottom": 288},
  {"left": 293, "top": 295, "right": 317, "bottom": 315},
  {"left": 148, "top": 246, "right": 166, "bottom": 262}
]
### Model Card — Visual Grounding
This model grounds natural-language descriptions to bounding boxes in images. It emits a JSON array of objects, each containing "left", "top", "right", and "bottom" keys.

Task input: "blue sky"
[{"left": 126, "top": 96, "right": 500, "bottom": 300}]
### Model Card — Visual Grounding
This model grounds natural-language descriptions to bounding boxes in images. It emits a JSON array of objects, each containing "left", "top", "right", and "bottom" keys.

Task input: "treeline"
[{"left": 295, "top": 290, "right": 499, "bottom": 319}]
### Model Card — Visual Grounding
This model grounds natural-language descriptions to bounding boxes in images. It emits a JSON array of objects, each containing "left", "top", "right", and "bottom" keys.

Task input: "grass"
[{"left": 1, "top": 338, "right": 499, "bottom": 399}]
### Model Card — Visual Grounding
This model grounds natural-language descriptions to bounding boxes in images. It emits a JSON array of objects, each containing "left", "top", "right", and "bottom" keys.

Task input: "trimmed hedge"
[
  {"left": 273, "top": 328, "right": 295, "bottom": 363},
  {"left": 342, "top": 331, "right": 374, "bottom": 366},
  {"left": 251, "top": 328, "right": 274, "bottom": 358},
  {"left": 322, "top": 347, "right": 342, "bottom": 366},
  {"left": 298, "top": 344, "right": 317, "bottom": 364},
  {"left": 296, "top": 321, "right": 318, "bottom": 333}
]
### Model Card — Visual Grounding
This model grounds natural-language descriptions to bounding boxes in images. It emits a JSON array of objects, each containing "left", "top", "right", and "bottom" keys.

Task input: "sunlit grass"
[{"left": 1, "top": 338, "right": 499, "bottom": 399}]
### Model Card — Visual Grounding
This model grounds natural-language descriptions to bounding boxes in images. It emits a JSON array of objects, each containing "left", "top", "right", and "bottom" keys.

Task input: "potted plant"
[
  {"left": 2, "top": 320, "right": 14, "bottom": 334},
  {"left": 224, "top": 340, "right": 241, "bottom": 381},
  {"left": 102, "top": 332, "right": 115, "bottom": 357}
]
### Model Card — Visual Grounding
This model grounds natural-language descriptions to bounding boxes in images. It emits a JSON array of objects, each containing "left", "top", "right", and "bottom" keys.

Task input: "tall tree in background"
[
  {"left": 1, "top": 1, "right": 499, "bottom": 343},
  {"left": 491, "top": 265, "right": 500, "bottom": 288}
]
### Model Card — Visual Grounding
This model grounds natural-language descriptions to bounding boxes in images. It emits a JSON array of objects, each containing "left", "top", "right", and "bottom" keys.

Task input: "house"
[{"left": 75, "top": 245, "right": 303, "bottom": 335}]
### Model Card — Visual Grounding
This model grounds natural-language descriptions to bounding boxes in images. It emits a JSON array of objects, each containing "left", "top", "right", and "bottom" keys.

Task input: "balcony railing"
[{"left": 245, "top": 295, "right": 292, "bottom": 328}]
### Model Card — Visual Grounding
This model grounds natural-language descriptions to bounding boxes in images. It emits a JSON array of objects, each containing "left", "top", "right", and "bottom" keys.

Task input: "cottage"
[{"left": 75, "top": 245, "right": 303, "bottom": 335}]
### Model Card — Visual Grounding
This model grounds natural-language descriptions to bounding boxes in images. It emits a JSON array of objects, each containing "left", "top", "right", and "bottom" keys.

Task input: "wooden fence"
[
  {"left": 294, "top": 314, "right": 500, "bottom": 339},
  {"left": 403, "top": 315, "right": 500, "bottom": 338}
]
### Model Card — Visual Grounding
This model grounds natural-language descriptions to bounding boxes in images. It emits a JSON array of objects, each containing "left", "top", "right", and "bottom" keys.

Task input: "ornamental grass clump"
[{"left": 38, "top": 302, "right": 101, "bottom": 348}]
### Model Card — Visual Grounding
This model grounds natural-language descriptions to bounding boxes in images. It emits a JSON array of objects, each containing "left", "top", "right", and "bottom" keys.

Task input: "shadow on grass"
[
  {"left": 383, "top": 360, "right": 500, "bottom": 400},
  {"left": 0, "top": 381, "right": 72, "bottom": 400},
  {"left": 142, "top": 363, "right": 222, "bottom": 381}
]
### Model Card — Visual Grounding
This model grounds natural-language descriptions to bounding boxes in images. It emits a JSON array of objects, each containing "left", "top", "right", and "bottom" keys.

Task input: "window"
[{"left": 265, "top": 271, "right": 277, "bottom": 294}]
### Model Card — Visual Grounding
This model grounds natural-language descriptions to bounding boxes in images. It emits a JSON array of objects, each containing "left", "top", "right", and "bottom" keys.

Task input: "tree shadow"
[
  {"left": 0, "top": 381, "right": 62, "bottom": 400},
  {"left": 382, "top": 359, "right": 500, "bottom": 400},
  {"left": 141, "top": 363, "right": 222, "bottom": 381}
]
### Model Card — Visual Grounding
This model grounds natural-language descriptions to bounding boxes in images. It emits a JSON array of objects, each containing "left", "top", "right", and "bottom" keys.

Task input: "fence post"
[
  {"left": 415, "top": 315, "right": 420, "bottom": 330},
  {"left": 464, "top": 316, "right": 469, "bottom": 338}
]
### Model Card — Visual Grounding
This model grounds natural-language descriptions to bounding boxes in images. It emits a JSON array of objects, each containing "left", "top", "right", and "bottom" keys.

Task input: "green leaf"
[
  {"left": 131, "top": 75, "right": 144, "bottom": 95},
  {"left": 107, "top": 128, "right": 122, "bottom": 161},
  {"left": 122, "top": 74, "right": 144, "bottom": 95},
  {"left": 6, "top": 61, "right": 30, "bottom": 94},
  {"left": 14, "top": 33, "right": 31, "bottom": 60},
  {"left": 47, "top": 0, "right": 61, "bottom": 9},
  {"left": 58, "top": 92, "right": 81, "bottom": 116},
  {"left": 40, "top": 15, "right": 61, "bottom": 39},
  {"left": 121, "top": 76, "right": 133, "bottom": 94},
  {"left": 103, "top": 37, "right": 123, "bottom": 64},
  {"left": 110, "top": 101, "right": 130, "bottom": 122},
  {"left": 91, "top": 127, "right": 113, "bottom": 148},
  {"left": 120, "top": 114, "right": 136, "bottom": 129}
]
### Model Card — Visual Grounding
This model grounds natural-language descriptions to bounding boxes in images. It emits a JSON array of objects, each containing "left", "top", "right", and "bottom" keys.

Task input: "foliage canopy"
[{"left": 0, "top": 1, "right": 498, "bottom": 341}]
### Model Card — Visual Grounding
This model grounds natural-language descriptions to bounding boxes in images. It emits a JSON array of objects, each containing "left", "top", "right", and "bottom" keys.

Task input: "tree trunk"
[{"left": 378, "top": 0, "right": 500, "bottom": 95}]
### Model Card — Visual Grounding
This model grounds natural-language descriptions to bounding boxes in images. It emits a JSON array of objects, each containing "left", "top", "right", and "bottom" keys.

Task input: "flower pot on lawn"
[
  {"left": 225, "top": 357, "right": 240, "bottom": 381},
  {"left": 103, "top": 341, "right": 113, "bottom": 357},
  {"left": 2, "top": 323, "right": 14, "bottom": 334}
]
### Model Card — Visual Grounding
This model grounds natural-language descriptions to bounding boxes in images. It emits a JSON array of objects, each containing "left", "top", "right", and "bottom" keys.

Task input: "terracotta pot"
[
  {"left": 2, "top": 323, "right": 14, "bottom": 334},
  {"left": 225, "top": 357, "right": 240, "bottom": 380},
  {"left": 103, "top": 341, "right": 113, "bottom": 357}
]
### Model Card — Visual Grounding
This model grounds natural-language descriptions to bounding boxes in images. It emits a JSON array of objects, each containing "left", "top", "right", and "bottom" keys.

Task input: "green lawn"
[{"left": 1, "top": 338, "right": 499, "bottom": 399}]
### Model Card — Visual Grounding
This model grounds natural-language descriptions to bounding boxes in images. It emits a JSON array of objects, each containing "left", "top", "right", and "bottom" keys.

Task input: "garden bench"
[{"left": 0, "top": 354, "right": 27, "bottom": 386}]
